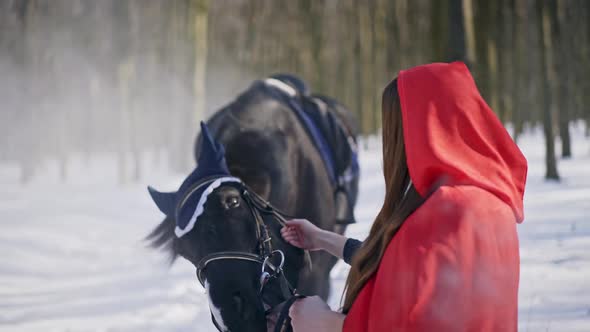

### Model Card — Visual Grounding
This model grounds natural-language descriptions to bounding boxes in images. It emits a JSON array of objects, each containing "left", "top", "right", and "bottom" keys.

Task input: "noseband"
[{"left": 178, "top": 178, "right": 305, "bottom": 331}]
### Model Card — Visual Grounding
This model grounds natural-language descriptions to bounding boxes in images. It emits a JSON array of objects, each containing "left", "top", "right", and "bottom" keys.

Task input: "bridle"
[
  {"left": 191, "top": 180, "right": 292, "bottom": 292},
  {"left": 177, "top": 177, "right": 307, "bottom": 332}
]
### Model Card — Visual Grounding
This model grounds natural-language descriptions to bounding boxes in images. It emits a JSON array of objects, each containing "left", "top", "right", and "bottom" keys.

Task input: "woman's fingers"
[
  {"left": 281, "top": 229, "right": 298, "bottom": 241},
  {"left": 281, "top": 228, "right": 295, "bottom": 239},
  {"left": 289, "top": 298, "right": 302, "bottom": 317},
  {"left": 283, "top": 234, "right": 297, "bottom": 242},
  {"left": 281, "top": 226, "right": 302, "bottom": 240},
  {"left": 282, "top": 219, "right": 314, "bottom": 249},
  {"left": 284, "top": 235, "right": 302, "bottom": 246},
  {"left": 281, "top": 226, "right": 297, "bottom": 234},
  {"left": 282, "top": 229, "right": 304, "bottom": 248},
  {"left": 281, "top": 225, "right": 295, "bottom": 235},
  {"left": 285, "top": 218, "right": 306, "bottom": 226}
]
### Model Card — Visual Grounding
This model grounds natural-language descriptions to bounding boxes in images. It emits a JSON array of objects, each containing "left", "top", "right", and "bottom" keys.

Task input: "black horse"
[{"left": 147, "top": 75, "right": 359, "bottom": 331}]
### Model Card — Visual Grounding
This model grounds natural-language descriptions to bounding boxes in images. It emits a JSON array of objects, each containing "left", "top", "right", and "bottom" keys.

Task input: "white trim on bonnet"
[{"left": 174, "top": 176, "right": 242, "bottom": 238}]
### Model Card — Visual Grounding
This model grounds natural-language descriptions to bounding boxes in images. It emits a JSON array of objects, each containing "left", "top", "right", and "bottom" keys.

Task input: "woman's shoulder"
[
  {"left": 399, "top": 185, "right": 516, "bottom": 244},
  {"left": 379, "top": 185, "right": 518, "bottom": 276},
  {"left": 420, "top": 185, "right": 513, "bottom": 218}
]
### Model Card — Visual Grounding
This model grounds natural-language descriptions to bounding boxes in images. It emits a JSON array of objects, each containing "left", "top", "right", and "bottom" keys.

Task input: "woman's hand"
[
  {"left": 281, "top": 219, "right": 350, "bottom": 259},
  {"left": 280, "top": 218, "right": 325, "bottom": 251},
  {"left": 289, "top": 296, "right": 345, "bottom": 332}
]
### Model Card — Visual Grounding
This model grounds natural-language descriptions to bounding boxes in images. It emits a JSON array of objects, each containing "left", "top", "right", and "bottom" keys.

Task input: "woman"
[{"left": 280, "top": 62, "right": 527, "bottom": 332}]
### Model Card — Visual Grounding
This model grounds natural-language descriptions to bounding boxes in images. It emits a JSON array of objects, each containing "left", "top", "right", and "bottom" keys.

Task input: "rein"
[{"left": 180, "top": 178, "right": 308, "bottom": 331}]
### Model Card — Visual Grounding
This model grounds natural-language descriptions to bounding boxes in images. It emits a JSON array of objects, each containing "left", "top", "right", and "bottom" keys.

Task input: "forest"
[{"left": 1, "top": 0, "right": 588, "bottom": 182}]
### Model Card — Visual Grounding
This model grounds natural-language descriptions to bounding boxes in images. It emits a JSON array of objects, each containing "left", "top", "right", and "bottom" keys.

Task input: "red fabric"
[{"left": 343, "top": 62, "right": 527, "bottom": 332}]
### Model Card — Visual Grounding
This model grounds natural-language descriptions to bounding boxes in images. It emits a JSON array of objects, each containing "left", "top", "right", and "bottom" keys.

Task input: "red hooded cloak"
[{"left": 343, "top": 62, "right": 527, "bottom": 332}]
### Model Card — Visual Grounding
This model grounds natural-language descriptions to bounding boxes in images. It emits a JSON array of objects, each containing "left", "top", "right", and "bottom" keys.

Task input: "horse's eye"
[{"left": 224, "top": 196, "right": 240, "bottom": 209}]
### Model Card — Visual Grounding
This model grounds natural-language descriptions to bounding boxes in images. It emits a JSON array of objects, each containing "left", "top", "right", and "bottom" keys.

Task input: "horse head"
[{"left": 147, "top": 122, "right": 305, "bottom": 332}]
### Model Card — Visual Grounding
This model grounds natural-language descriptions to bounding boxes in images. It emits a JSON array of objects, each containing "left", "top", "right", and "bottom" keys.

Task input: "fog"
[{"left": 0, "top": 1, "right": 263, "bottom": 185}]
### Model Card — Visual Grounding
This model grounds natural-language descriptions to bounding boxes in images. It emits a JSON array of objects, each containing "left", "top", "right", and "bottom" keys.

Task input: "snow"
[{"left": 1, "top": 124, "right": 589, "bottom": 331}]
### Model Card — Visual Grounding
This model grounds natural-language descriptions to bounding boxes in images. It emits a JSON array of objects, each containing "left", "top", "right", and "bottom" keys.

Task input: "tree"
[
  {"left": 549, "top": 0, "right": 572, "bottom": 158},
  {"left": 537, "top": 0, "right": 560, "bottom": 180},
  {"left": 448, "top": 0, "right": 466, "bottom": 62},
  {"left": 511, "top": 0, "right": 526, "bottom": 142}
]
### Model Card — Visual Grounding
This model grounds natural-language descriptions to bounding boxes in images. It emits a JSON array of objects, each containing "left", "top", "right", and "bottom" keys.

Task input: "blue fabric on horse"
[
  {"left": 262, "top": 77, "right": 360, "bottom": 224},
  {"left": 263, "top": 78, "right": 338, "bottom": 185},
  {"left": 148, "top": 122, "right": 241, "bottom": 238}
]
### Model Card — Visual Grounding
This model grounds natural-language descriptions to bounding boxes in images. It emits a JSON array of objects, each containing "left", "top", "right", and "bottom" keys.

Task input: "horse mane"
[{"left": 145, "top": 216, "right": 180, "bottom": 263}]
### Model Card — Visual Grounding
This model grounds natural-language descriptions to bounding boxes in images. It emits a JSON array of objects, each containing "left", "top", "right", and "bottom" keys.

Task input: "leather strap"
[
  {"left": 273, "top": 294, "right": 306, "bottom": 332},
  {"left": 196, "top": 252, "right": 263, "bottom": 286}
]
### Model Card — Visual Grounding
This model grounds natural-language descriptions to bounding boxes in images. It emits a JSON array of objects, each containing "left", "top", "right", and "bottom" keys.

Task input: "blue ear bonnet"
[{"left": 148, "top": 122, "right": 241, "bottom": 238}]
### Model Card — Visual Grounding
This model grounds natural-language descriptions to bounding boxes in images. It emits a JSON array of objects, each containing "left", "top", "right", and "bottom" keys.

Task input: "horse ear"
[
  {"left": 199, "top": 122, "right": 230, "bottom": 175},
  {"left": 148, "top": 186, "right": 177, "bottom": 216}
]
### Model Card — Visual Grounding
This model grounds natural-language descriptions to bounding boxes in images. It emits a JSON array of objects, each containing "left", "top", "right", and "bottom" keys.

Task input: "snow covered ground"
[{"left": 1, "top": 124, "right": 589, "bottom": 331}]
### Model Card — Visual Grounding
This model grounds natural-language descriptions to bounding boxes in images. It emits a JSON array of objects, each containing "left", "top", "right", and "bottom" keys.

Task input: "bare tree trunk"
[
  {"left": 168, "top": 0, "right": 190, "bottom": 173},
  {"left": 300, "top": 0, "right": 325, "bottom": 93},
  {"left": 448, "top": 0, "right": 466, "bottom": 62},
  {"left": 129, "top": 1, "right": 142, "bottom": 182},
  {"left": 462, "top": 0, "right": 476, "bottom": 66},
  {"left": 487, "top": 1, "right": 500, "bottom": 116},
  {"left": 117, "top": 60, "right": 133, "bottom": 184},
  {"left": 585, "top": 1, "right": 590, "bottom": 137},
  {"left": 372, "top": 0, "right": 386, "bottom": 132},
  {"left": 551, "top": 0, "right": 572, "bottom": 158},
  {"left": 395, "top": 0, "right": 410, "bottom": 70},
  {"left": 192, "top": 0, "right": 208, "bottom": 100},
  {"left": 18, "top": 2, "right": 35, "bottom": 184},
  {"left": 537, "top": 0, "right": 560, "bottom": 180},
  {"left": 357, "top": 0, "right": 376, "bottom": 136},
  {"left": 474, "top": 1, "right": 496, "bottom": 111},
  {"left": 384, "top": 0, "right": 399, "bottom": 74},
  {"left": 497, "top": 0, "right": 513, "bottom": 124},
  {"left": 353, "top": 0, "right": 365, "bottom": 145},
  {"left": 191, "top": 0, "right": 208, "bottom": 157},
  {"left": 512, "top": 0, "right": 525, "bottom": 142}
]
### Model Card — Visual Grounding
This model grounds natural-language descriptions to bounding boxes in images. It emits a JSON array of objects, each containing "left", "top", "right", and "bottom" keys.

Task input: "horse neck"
[
  {"left": 215, "top": 106, "right": 300, "bottom": 210},
  {"left": 213, "top": 91, "right": 334, "bottom": 219}
]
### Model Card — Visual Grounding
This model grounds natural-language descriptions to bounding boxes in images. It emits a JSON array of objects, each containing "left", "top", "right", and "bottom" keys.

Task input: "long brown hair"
[{"left": 342, "top": 79, "right": 426, "bottom": 313}]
